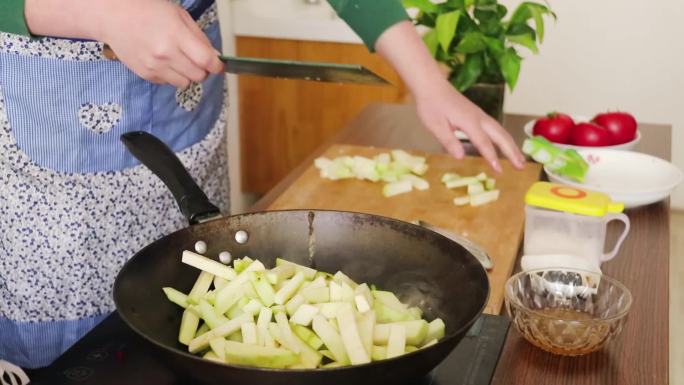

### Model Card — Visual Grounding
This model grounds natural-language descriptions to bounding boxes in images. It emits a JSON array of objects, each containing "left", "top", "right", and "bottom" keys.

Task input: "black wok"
[{"left": 113, "top": 132, "right": 490, "bottom": 385}]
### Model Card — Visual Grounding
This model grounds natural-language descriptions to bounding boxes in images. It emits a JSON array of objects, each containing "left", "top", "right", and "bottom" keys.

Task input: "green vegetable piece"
[
  {"left": 275, "top": 258, "right": 317, "bottom": 279},
  {"left": 383, "top": 180, "right": 413, "bottom": 197},
  {"left": 196, "top": 323, "right": 210, "bottom": 338},
  {"left": 292, "top": 324, "right": 325, "bottom": 350},
  {"left": 163, "top": 287, "right": 189, "bottom": 309},
  {"left": 198, "top": 299, "right": 229, "bottom": 330},
  {"left": 407, "top": 307, "right": 423, "bottom": 320},
  {"left": 405, "top": 345, "right": 419, "bottom": 353},
  {"left": 373, "top": 301, "right": 411, "bottom": 323},
  {"left": 485, "top": 178, "right": 496, "bottom": 190},
  {"left": 209, "top": 338, "right": 226, "bottom": 361},
  {"left": 188, "top": 271, "right": 214, "bottom": 305},
  {"left": 425, "top": 318, "right": 446, "bottom": 343},
  {"left": 223, "top": 341, "right": 299, "bottom": 369},
  {"left": 320, "top": 349, "right": 335, "bottom": 361},
  {"left": 179, "top": 309, "right": 201, "bottom": 346},
  {"left": 300, "top": 286, "right": 330, "bottom": 304},
  {"left": 312, "top": 315, "right": 350, "bottom": 365},
  {"left": 251, "top": 273, "right": 276, "bottom": 307},
  {"left": 373, "top": 320, "right": 429, "bottom": 346},
  {"left": 522, "top": 136, "right": 589, "bottom": 182},
  {"left": 371, "top": 345, "right": 387, "bottom": 361}
]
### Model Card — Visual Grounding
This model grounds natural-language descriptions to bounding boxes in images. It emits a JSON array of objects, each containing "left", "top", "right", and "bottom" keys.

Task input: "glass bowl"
[{"left": 504, "top": 268, "right": 632, "bottom": 356}]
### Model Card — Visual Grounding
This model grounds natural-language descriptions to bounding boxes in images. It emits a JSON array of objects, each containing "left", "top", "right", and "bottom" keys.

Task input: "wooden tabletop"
[{"left": 251, "top": 103, "right": 671, "bottom": 385}]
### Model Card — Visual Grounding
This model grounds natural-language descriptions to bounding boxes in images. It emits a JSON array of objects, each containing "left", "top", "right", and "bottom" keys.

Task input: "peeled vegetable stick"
[
  {"left": 382, "top": 180, "right": 413, "bottom": 197},
  {"left": 290, "top": 304, "right": 319, "bottom": 326},
  {"left": 470, "top": 190, "right": 500, "bottom": 206},
  {"left": 445, "top": 176, "right": 479, "bottom": 189},
  {"left": 275, "top": 312, "right": 301, "bottom": 353},
  {"left": 274, "top": 272, "right": 306, "bottom": 305},
  {"left": 386, "top": 324, "right": 406, "bottom": 359},
  {"left": 399, "top": 174, "right": 430, "bottom": 190},
  {"left": 302, "top": 276, "right": 326, "bottom": 290},
  {"left": 203, "top": 350, "right": 224, "bottom": 363},
  {"left": 319, "top": 349, "right": 335, "bottom": 361},
  {"left": 242, "top": 299, "right": 264, "bottom": 316},
  {"left": 354, "top": 284, "right": 374, "bottom": 307},
  {"left": 312, "top": 315, "right": 350, "bottom": 364},
  {"left": 332, "top": 271, "right": 358, "bottom": 289},
  {"left": 421, "top": 339, "right": 438, "bottom": 349},
  {"left": 373, "top": 320, "right": 428, "bottom": 346},
  {"left": 182, "top": 250, "right": 236, "bottom": 280},
  {"left": 407, "top": 307, "right": 423, "bottom": 320},
  {"left": 198, "top": 299, "right": 229, "bottom": 329},
  {"left": 209, "top": 337, "right": 226, "bottom": 361},
  {"left": 266, "top": 264, "right": 296, "bottom": 285},
  {"left": 329, "top": 281, "right": 343, "bottom": 302},
  {"left": 356, "top": 311, "right": 376, "bottom": 357},
  {"left": 336, "top": 303, "right": 371, "bottom": 365},
  {"left": 256, "top": 307, "right": 275, "bottom": 347},
  {"left": 405, "top": 345, "right": 418, "bottom": 353},
  {"left": 215, "top": 260, "right": 265, "bottom": 313},
  {"left": 285, "top": 294, "right": 306, "bottom": 316},
  {"left": 475, "top": 172, "right": 487, "bottom": 181},
  {"left": 227, "top": 297, "right": 249, "bottom": 319},
  {"left": 290, "top": 332, "right": 323, "bottom": 368},
  {"left": 223, "top": 341, "right": 299, "bottom": 369},
  {"left": 441, "top": 173, "right": 460, "bottom": 183},
  {"left": 275, "top": 258, "right": 316, "bottom": 279},
  {"left": 213, "top": 276, "right": 229, "bottom": 291},
  {"left": 425, "top": 318, "right": 446, "bottom": 342},
  {"left": 241, "top": 281, "right": 259, "bottom": 300},
  {"left": 372, "top": 291, "right": 407, "bottom": 312},
  {"left": 163, "top": 287, "right": 189, "bottom": 308},
  {"left": 316, "top": 302, "right": 347, "bottom": 319},
  {"left": 292, "top": 324, "right": 324, "bottom": 350},
  {"left": 179, "top": 309, "right": 201, "bottom": 345},
  {"left": 189, "top": 313, "right": 253, "bottom": 353},
  {"left": 251, "top": 274, "right": 276, "bottom": 307},
  {"left": 300, "top": 286, "right": 330, "bottom": 303},
  {"left": 188, "top": 271, "right": 214, "bottom": 304},
  {"left": 485, "top": 178, "right": 496, "bottom": 190},
  {"left": 196, "top": 323, "right": 210, "bottom": 337},
  {"left": 371, "top": 345, "right": 387, "bottom": 361},
  {"left": 467, "top": 182, "right": 485, "bottom": 195},
  {"left": 323, "top": 361, "right": 346, "bottom": 368},
  {"left": 227, "top": 331, "right": 243, "bottom": 342},
  {"left": 354, "top": 295, "right": 371, "bottom": 313},
  {"left": 241, "top": 322, "right": 258, "bottom": 345}
]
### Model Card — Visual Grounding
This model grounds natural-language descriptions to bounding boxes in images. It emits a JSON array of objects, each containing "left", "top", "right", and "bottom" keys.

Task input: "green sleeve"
[
  {"left": 0, "top": 0, "right": 31, "bottom": 36},
  {"left": 327, "top": 0, "right": 409, "bottom": 51}
]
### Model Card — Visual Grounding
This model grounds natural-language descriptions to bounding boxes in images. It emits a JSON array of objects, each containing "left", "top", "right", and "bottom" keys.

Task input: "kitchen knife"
[
  {"left": 219, "top": 55, "right": 391, "bottom": 85},
  {"left": 415, "top": 220, "right": 494, "bottom": 270}
]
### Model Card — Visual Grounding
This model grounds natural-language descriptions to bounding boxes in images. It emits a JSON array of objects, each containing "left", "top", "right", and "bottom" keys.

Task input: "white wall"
[{"left": 499, "top": 0, "right": 684, "bottom": 209}]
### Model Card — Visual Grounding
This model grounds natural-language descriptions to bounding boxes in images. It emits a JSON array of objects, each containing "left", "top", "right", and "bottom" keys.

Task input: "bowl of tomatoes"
[{"left": 523, "top": 112, "right": 641, "bottom": 151}]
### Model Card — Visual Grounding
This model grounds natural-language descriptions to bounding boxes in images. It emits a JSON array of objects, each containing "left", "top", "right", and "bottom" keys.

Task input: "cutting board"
[{"left": 268, "top": 144, "right": 542, "bottom": 314}]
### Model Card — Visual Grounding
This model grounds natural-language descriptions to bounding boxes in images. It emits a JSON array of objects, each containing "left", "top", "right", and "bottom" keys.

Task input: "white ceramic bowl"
[
  {"left": 545, "top": 149, "right": 683, "bottom": 208},
  {"left": 523, "top": 116, "right": 641, "bottom": 151}
]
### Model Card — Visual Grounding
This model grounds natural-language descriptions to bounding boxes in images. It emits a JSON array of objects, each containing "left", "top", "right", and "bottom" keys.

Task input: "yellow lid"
[{"left": 525, "top": 182, "right": 624, "bottom": 217}]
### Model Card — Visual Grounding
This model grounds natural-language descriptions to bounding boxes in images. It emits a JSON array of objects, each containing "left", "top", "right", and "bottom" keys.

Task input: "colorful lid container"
[{"left": 525, "top": 182, "right": 624, "bottom": 217}]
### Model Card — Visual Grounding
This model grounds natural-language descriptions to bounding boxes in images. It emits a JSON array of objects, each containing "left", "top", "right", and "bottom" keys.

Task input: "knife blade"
[
  {"left": 220, "top": 56, "right": 390, "bottom": 85},
  {"left": 414, "top": 220, "right": 494, "bottom": 270}
]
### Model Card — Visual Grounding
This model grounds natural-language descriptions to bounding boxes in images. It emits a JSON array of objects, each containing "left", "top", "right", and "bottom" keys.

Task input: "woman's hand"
[
  {"left": 413, "top": 78, "right": 525, "bottom": 173},
  {"left": 375, "top": 21, "right": 525, "bottom": 173},
  {"left": 25, "top": 0, "right": 224, "bottom": 88}
]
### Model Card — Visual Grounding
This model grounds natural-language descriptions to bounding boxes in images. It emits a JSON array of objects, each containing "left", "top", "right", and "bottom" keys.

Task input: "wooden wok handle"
[{"left": 121, "top": 131, "right": 221, "bottom": 224}]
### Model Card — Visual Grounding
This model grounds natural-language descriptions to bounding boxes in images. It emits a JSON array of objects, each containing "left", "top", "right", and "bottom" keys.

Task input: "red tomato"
[
  {"left": 532, "top": 113, "right": 575, "bottom": 144},
  {"left": 571, "top": 122, "right": 613, "bottom": 147},
  {"left": 592, "top": 112, "right": 637, "bottom": 145}
]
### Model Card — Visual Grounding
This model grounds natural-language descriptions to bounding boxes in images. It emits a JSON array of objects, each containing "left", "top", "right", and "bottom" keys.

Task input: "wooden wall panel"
[{"left": 237, "top": 37, "right": 407, "bottom": 194}]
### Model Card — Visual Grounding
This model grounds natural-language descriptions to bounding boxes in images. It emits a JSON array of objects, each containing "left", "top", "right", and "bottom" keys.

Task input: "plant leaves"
[
  {"left": 436, "top": 10, "right": 462, "bottom": 52},
  {"left": 456, "top": 32, "right": 487, "bottom": 54},
  {"left": 451, "top": 53, "right": 484, "bottom": 91},
  {"left": 465, "top": 0, "right": 475, "bottom": 8},
  {"left": 508, "top": 34, "right": 538, "bottom": 53},
  {"left": 528, "top": 4, "right": 545, "bottom": 42},
  {"left": 496, "top": 4, "right": 508, "bottom": 19},
  {"left": 483, "top": 36, "right": 505, "bottom": 56},
  {"left": 402, "top": 0, "right": 439, "bottom": 14},
  {"left": 442, "top": 0, "right": 465, "bottom": 10},
  {"left": 497, "top": 48, "right": 522, "bottom": 90},
  {"left": 422, "top": 29, "right": 439, "bottom": 57}
]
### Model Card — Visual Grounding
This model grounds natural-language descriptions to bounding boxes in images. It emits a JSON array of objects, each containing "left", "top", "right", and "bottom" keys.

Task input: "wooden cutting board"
[{"left": 268, "top": 144, "right": 542, "bottom": 314}]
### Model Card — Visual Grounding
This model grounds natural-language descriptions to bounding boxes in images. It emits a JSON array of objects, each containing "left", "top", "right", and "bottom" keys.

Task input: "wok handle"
[{"left": 121, "top": 131, "right": 221, "bottom": 225}]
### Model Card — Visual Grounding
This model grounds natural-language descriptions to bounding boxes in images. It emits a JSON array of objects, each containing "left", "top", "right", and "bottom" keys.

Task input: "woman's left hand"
[{"left": 413, "top": 77, "right": 525, "bottom": 173}]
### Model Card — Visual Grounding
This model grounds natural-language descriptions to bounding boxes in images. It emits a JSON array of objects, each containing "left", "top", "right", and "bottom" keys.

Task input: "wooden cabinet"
[{"left": 237, "top": 37, "right": 407, "bottom": 194}]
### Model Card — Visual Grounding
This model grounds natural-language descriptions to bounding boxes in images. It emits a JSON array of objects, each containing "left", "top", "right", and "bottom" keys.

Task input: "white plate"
[
  {"left": 545, "top": 149, "right": 683, "bottom": 208},
  {"left": 523, "top": 115, "right": 641, "bottom": 151}
]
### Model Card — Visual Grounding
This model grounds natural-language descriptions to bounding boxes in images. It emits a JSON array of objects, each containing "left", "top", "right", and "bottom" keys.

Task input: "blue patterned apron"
[{"left": 0, "top": 1, "right": 229, "bottom": 368}]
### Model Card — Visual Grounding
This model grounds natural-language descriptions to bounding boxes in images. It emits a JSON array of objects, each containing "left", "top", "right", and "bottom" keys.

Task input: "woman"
[{"left": 0, "top": 0, "right": 524, "bottom": 369}]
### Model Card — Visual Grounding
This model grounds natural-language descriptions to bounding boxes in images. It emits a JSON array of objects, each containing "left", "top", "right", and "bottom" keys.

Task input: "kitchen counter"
[{"left": 252, "top": 103, "right": 671, "bottom": 385}]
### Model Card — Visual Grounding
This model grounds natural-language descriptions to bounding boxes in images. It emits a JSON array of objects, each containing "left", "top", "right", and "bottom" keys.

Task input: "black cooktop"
[{"left": 26, "top": 312, "right": 509, "bottom": 385}]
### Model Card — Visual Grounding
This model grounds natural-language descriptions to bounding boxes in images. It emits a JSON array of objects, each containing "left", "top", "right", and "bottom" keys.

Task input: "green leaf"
[
  {"left": 451, "top": 53, "right": 484, "bottom": 91},
  {"left": 456, "top": 32, "right": 487, "bottom": 54},
  {"left": 436, "top": 10, "right": 462, "bottom": 52},
  {"left": 509, "top": 2, "right": 532, "bottom": 25},
  {"left": 528, "top": 4, "right": 546, "bottom": 42},
  {"left": 443, "top": 0, "right": 465, "bottom": 10},
  {"left": 497, "top": 49, "right": 522, "bottom": 90},
  {"left": 483, "top": 36, "right": 505, "bottom": 56},
  {"left": 465, "top": 0, "right": 475, "bottom": 9},
  {"left": 496, "top": 4, "right": 508, "bottom": 19},
  {"left": 422, "top": 29, "right": 439, "bottom": 57},
  {"left": 508, "top": 34, "right": 538, "bottom": 53},
  {"left": 402, "top": 0, "right": 439, "bottom": 13}
]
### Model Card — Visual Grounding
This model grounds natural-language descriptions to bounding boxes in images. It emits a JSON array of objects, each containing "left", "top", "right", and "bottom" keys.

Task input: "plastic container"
[{"left": 523, "top": 182, "right": 630, "bottom": 263}]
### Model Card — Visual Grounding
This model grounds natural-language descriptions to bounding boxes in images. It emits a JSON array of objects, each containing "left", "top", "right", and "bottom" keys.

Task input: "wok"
[{"left": 113, "top": 132, "right": 490, "bottom": 385}]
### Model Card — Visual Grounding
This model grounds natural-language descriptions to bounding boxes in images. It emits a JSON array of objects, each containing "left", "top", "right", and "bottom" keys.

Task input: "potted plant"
[{"left": 404, "top": 0, "right": 555, "bottom": 122}]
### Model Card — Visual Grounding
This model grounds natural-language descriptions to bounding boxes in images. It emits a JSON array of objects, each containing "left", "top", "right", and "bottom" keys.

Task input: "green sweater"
[{"left": 0, "top": 0, "right": 408, "bottom": 50}]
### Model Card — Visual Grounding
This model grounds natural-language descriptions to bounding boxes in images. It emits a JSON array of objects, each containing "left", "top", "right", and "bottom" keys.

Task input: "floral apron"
[{"left": 0, "top": 0, "right": 229, "bottom": 368}]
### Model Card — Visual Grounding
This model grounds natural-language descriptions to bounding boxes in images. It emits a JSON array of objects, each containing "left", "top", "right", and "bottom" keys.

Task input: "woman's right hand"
[
  {"left": 98, "top": 0, "right": 224, "bottom": 88},
  {"left": 25, "top": 0, "right": 224, "bottom": 88}
]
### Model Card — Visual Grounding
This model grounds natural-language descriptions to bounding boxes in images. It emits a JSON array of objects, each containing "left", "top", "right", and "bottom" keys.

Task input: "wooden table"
[{"left": 251, "top": 103, "right": 671, "bottom": 385}]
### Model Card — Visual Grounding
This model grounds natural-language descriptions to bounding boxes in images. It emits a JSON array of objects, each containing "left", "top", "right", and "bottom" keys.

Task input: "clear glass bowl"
[{"left": 504, "top": 268, "right": 632, "bottom": 356}]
